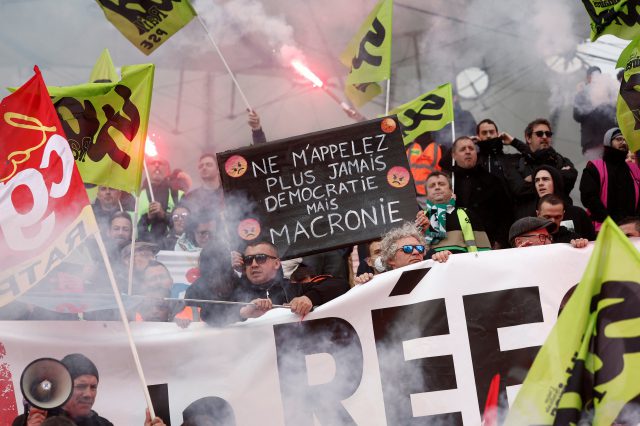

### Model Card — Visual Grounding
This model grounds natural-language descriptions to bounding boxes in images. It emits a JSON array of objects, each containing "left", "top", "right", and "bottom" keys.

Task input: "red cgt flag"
[{"left": 0, "top": 67, "right": 98, "bottom": 306}]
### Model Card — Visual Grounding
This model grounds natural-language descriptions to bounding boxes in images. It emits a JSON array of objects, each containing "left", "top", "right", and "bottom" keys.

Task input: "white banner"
[{"left": 1, "top": 241, "right": 638, "bottom": 425}]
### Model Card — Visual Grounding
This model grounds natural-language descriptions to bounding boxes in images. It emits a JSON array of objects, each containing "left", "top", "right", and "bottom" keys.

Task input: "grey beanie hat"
[{"left": 603, "top": 127, "right": 622, "bottom": 147}]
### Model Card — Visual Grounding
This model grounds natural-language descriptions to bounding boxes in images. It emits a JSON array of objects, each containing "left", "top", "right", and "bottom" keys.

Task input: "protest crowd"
[
  {"left": 3, "top": 76, "right": 640, "bottom": 426},
  {"left": 2, "top": 1, "right": 640, "bottom": 425}
]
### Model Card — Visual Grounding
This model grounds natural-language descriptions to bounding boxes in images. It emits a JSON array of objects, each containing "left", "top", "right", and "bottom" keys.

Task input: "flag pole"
[
  {"left": 94, "top": 230, "right": 156, "bottom": 420},
  {"left": 142, "top": 159, "right": 155, "bottom": 203},
  {"left": 127, "top": 194, "right": 140, "bottom": 296},
  {"left": 451, "top": 119, "right": 456, "bottom": 192},
  {"left": 385, "top": 78, "right": 391, "bottom": 115},
  {"left": 196, "top": 15, "right": 252, "bottom": 111}
]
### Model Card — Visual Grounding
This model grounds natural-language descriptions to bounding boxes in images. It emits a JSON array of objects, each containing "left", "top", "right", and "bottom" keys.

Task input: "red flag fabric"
[
  {"left": 0, "top": 67, "right": 95, "bottom": 305},
  {"left": 481, "top": 373, "right": 500, "bottom": 426}
]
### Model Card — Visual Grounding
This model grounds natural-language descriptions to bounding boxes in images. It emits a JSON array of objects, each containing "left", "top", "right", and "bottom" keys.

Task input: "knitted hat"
[
  {"left": 603, "top": 127, "right": 622, "bottom": 147},
  {"left": 60, "top": 353, "right": 99, "bottom": 382},
  {"left": 182, "top": 396, "right": 235, "bottom": 424},
  {"left": 508, "top": 217, "right": 555, "bottom": 247}
]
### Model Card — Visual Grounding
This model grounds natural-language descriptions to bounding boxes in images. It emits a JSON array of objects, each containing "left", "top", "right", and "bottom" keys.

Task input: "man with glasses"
[
  {"left": 185, "top": 241, "right": 349, "bottom": 325},
  {"left": 138, "top": 157, "right": 183, "bottom": 244},
  {"left": 505, "top": 118, "right": 578, "bottom": 219},
  {"left": 354, "top": 222, "right": 426, "bottom": 285},
  {"left": 509, "top": 217, "right": 555, "bottom": 248}
]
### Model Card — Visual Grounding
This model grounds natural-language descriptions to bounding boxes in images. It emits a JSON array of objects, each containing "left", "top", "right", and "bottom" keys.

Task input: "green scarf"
[{"left": 424, "top": 198, "right": 455, "bottom": 245}]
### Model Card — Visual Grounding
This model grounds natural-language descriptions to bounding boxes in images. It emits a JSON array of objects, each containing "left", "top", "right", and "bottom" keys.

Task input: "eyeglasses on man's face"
[
  {"left": 243, "top": 254, "right": 277, "bottom": 266},
  {"left": 520, "top": 233, "right": 552, "bottom": 243},
  {"left": 397, "top": 244, "right": 426, "bottom": 254},
  {"left": 533, "top": 130, "right": 553, "bottom": 138}
]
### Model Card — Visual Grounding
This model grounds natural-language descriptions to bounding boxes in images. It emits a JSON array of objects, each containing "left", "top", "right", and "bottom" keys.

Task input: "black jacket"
[
  {"left": 580, "top": 147, "right": 640, "bottom": 222},
  {"left": 187, "top": 270, "right": 349, "bottom": 326},
  {"left": 13, "top": 410, "right": 112, "bottom": 426},
  {"left": 552, "top": 225, "right": 580, "bottom": 244},
  {"left": 448, "top": 164, "right": 513, "bottom": 248},
  {"left": 524, "top": 165, "right": 596, "bottom": 240},
  {"left": 505, "top": 143, "right": 578, "bottom": 218},
  {"left": 573, "top": 89, "right": 617, "bottom": 152}
]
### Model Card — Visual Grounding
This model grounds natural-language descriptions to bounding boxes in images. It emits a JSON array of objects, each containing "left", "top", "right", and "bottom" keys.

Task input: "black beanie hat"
[{"left": 60, "top": 353, "right": 99, "bottom": 382}]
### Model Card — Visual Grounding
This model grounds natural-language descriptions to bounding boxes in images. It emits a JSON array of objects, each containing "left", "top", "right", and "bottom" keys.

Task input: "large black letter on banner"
[
  {"left": 462, "top": 287, "right": 543, "bottom": 418},
  {"left": 274, "top": 317, "right": 363, "bottom": 425},
  {"left": 372, "top": 300, "right": 462, "bottom": 424}
]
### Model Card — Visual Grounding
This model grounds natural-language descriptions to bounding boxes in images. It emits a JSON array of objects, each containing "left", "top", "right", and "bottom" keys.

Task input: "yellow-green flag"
[
  {"left": 506, "top": 218, "right": 640, "bottom": 425},
  {"left": 95, "top": 0, "right": 197, "bottom": 55},
  {"left": 47, "top": 64, "right": 155, "bottom": 194},
  {"left": 581, "top": 0, "right": 640, "bottom": 41},
  {"left": 89, "top": 48, "right": 118, "bottom": 83},
  {"left": 389, "top": 83, "right": 454, "bottom": 145},
  {"left": 344, "top": 82, "right": 383, "bottom": 108},
  {"left": 340, "top": 0, "right": 392, "bottom": 106},
  {"left": 617, "top": 37, "right": 640, "bottom": 153}
]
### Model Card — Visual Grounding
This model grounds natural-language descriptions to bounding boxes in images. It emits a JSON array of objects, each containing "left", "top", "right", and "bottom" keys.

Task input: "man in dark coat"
[
  {"left": 186, "top": 241, "right": 349, "bottom": 325},
  {"left": 532, "top": 165, "right": 595, "bottom": 240},
  {"left": 505, "top": 118, "right": 578, "bottom": 219},
  {"left": 573, "top": 66, "right": 617, "bottom": 160},
  {"left": 580, "top": 127, "right": 640, "bottom": 228},
  {"left": 443, "top": 136, "right": 513, "bottom": 248}
]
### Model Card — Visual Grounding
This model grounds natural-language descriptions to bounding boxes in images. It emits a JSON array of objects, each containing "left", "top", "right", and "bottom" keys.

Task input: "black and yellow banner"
[
  {"left": 616, "top": 37, "right": 640, "bottom": 153},
  {"left": 581, "top": 0, "right": 640, "bottom": 41},
  {"left": 47, "top": 64, "right": 155, "bottom": 194},
  {"left": 340, "top": 0, "right": 392, "bottom": 107},
  {"left": 506, "top": 218, "right": 640, "bottom": 424},
  {"left": 95, "top": 0, "right": 197, "bottom": 55},
  {"left": 389, "top": 83, "right": 454, "bottom": 145}
]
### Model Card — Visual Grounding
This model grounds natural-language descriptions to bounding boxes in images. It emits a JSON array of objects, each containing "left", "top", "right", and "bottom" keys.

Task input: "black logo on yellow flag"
[
  {"left": 96, "top": 0, "right": 176, "bottom": 35},
  {"left": 401, "top": 94, "right": 445, "bottom": 137},
  {"left": 351, "top": 17, "right": 386, "bottom": 70},
  {"left": 554, "top": 280, "right": 640, "bottom": 423},
  {"left": 55, "top": 85, "right": 140, "bottom": 170},
  {"left": 620, "top": 73, "right": 640, "bottom": 130},
  {"left": 582, "top": 0, "right": 640, "bottom": 36}
]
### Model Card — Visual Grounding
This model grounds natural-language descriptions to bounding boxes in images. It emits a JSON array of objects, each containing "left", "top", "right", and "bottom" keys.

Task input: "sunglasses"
[
  {"left": 243, "top": 254, "right": 277, "bottom": 266},
  {"left": 172, "top": 213, "right": 189, "bottom": 221},
  {"left": 397, "top": 244, "right": 426, "bottom": 254},
  {"left": 533, "top": 130, "right": 553, "bottom": 138}
]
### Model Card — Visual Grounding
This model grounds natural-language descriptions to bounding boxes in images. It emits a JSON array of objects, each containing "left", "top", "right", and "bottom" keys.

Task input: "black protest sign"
[{"left": 217, "top": 117, "right": 417, "bottom": 259}]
